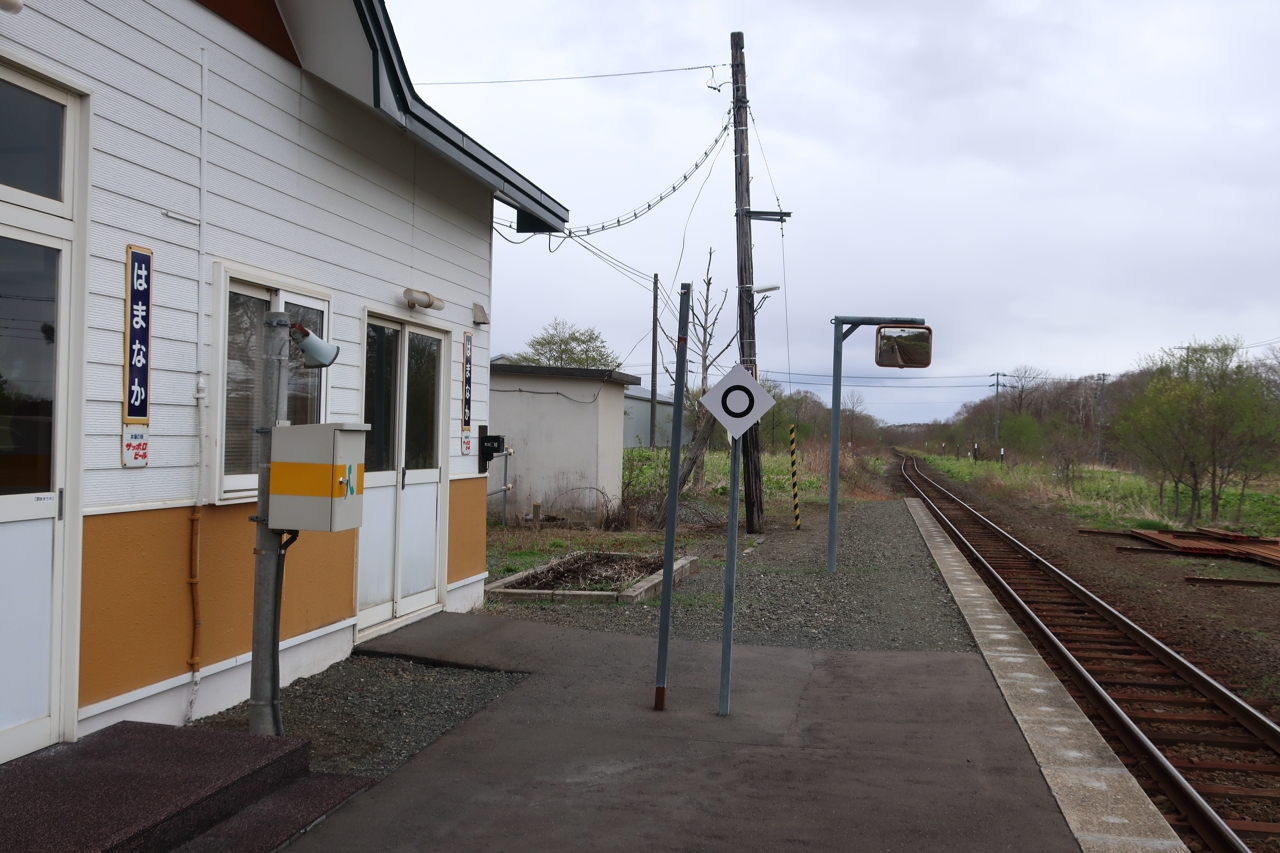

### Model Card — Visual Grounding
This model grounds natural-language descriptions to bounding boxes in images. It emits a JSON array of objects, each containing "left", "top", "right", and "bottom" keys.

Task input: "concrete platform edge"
[{"left": 903, "top": 497, "right": 1189, "bottom": 853}]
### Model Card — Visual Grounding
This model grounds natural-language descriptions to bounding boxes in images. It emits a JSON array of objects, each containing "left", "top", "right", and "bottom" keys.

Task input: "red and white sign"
[{"left": 122, "top": 425, "right": 149, "bottom": 468}]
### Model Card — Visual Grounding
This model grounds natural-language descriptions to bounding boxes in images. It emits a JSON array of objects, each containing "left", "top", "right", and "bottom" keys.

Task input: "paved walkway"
[{"left": 291, "top": 613, "right": 1081, "bottom": 852}]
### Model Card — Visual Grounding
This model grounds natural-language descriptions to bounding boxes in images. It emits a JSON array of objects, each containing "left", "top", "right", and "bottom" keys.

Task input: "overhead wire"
[
  {"left": 566, "top": 112, "right": 731, "bottom": 238},
  {"left": 667, "top": 117, "right": 731, "bottom": 306},
  {"left": 747, "top": 106, "right": 792, "bottom": 394},
  {"left": 415, "top": 63, "right": 727, "bottom": 87}
]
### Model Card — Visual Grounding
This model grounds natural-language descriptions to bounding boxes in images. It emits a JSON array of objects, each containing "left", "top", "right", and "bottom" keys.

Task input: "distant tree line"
[{"left": 880, "top": 339, "right": 1280, "bottom": 524}]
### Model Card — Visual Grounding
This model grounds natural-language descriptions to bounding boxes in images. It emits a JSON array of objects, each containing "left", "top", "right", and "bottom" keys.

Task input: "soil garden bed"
[{"left": 486, "top": 551, "right": 698, "bottom": 603}]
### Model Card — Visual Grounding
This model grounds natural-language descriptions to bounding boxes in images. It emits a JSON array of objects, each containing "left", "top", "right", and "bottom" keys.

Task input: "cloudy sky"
[{"left": 385, "top": 0, "right": 1280, "bottom": 424}]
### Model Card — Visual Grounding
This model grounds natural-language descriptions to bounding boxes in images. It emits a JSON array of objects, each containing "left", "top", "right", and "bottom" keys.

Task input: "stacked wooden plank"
[{"left": 1091, "top": 527, "right": 1280, "bottom": 568}]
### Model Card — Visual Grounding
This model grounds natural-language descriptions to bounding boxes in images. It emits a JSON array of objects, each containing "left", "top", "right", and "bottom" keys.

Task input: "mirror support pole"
[{"left": 827, "top": 316, "right": 926, "bottom": 574}]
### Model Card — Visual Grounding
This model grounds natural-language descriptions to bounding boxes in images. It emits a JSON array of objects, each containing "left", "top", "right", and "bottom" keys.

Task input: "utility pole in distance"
[
  {"left": 731, "top": 31, "right": 764, "bottom": 534},
  {"left": 1095, "top": 373, "right": 1109, "bottom": 462},
  {"left": 650, "top": 273, "right": 659, "bottom": 449},
  {"left": 991, "top": 372, "right": 1002, "bottom": 443}
]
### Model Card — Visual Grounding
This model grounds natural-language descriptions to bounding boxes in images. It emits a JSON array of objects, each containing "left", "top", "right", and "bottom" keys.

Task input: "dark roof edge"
[
  {"left": 356, "top": 0, "right": 569, "bottom": 232},
  {"left": 491, "top": 363, "right": 642, "bottom": 385}
]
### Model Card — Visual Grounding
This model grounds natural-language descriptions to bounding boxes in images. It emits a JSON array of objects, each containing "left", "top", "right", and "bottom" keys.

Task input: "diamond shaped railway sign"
[{"left": 701, "top": 364, "right": 776, "bottom": 439}]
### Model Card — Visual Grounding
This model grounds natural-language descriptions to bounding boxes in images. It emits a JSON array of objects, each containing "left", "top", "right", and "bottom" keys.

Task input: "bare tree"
[
  {"left": 1006, "top": 365, "right": 1048, "bottom": 414},
  {"left": 661, "top": 249, "right": 735, "bottom": 492}
]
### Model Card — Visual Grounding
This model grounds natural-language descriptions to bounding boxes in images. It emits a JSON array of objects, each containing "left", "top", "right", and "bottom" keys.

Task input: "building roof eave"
[{"left": 353, "top": 0, "right": 569, "bottom": 233}]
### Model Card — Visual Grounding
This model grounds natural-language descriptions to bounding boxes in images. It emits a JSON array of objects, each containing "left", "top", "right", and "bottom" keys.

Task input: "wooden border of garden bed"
[{"left": 485, "top": 552, "right": 701, "bottom": 604}]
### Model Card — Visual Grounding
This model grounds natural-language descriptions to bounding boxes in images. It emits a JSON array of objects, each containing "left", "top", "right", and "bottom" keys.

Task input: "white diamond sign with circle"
[{"left": 701, "top": 364, "right": 775, "bottom": 439}]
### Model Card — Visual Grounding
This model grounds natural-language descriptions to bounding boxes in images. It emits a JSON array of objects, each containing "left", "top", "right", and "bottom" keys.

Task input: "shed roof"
[
  {"left": 490, "top": 363, "right": 641, "bottom": 386},
  {"left": 624, "top": 386, "right": 675, "bottom": 404},
  {"left": 197, "top": 0, "right": 568, "bottom": 232}
]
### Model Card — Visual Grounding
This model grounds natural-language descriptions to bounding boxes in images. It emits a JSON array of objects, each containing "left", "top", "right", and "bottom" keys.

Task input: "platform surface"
[{"left": 292, "top": 612, "right": 1083, "bottom": 852}]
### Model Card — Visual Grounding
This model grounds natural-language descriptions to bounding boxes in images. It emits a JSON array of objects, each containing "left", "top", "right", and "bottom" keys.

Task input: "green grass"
[
  {"left": 909, "top": 450, "right": 1280, "bottom": 537},
  {"left": 625, "top": 446, "right": 887, "bottom": 506}
]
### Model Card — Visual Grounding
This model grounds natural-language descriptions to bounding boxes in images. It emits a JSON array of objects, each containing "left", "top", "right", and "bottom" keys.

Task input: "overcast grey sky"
[{"left": 386, "top": 0, "right": 1280, "bottom": 424}]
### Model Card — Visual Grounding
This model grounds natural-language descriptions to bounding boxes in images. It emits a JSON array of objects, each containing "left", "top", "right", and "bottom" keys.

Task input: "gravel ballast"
[
  {"left": 194, "top": 655, "right": 525, "bottom": 780},
  {"left": 484, "top": 499, "right": 977, "bottom": 653}
]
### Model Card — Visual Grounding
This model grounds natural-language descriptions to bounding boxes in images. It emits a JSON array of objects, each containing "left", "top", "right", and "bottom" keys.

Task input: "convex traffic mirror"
[{"left": 874, "top": 324, "right": 933, "bottom": 368}]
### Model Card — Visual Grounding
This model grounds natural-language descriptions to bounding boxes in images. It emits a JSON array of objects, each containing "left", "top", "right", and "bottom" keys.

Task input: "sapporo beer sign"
[
  {"left": 122, "top": 245, "right": 152, "bottom": 467},
  {"left": 700, "top": 363, "right": 775, "bottom": 439}
]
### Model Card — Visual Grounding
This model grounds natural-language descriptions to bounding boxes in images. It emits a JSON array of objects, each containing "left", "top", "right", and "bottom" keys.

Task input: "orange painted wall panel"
[
  {"left": 447, "top": 477, "right": 487, "bottom": 584},
  {"left": 79, "top": 504, "right": 356, "bottom": 708},
  {"left": 79, "top": 509, "right": 194, "bottom": 707}
]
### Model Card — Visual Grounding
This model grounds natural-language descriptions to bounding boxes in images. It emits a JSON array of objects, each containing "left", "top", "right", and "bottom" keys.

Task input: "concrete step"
[
  {"left": 174, "top": 774, "right": 371, "bottom": 853},
  {"left": 0, "top": 721, "right": 311, "bottom": 853}
]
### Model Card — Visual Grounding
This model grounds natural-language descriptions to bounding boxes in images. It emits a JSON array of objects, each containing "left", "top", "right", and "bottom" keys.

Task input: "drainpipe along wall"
[{"left": 185, "top": 47, "right": 209, "bottom": 723}]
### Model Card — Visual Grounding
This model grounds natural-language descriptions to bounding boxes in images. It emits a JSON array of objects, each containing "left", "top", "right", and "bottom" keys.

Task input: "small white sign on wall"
[
  {"left": 122, "top": 424, "right": 149, "bottom": 468},
  {"left": 461, "top": 436, "right": 472, "bottom": 455}
]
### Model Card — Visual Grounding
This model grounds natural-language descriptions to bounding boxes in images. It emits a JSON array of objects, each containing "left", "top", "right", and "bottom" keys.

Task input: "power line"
[
  {"left": 668, "top": 118, "right": 730, "bottom": 302},
  {"left": 567, "top": 113, "right": 731, "bottom": 238},
  {"left": 493, "top": 227, "right": 536, "bottom": 245},
  {"left": 414, "top": 63, "right": 727, "bottom": 87},
  {"left": 762, "top": 369, "right": 992, "bottom": 380},
  {"left": 747, "top": 106, "right": 791, "bottom": 394}
]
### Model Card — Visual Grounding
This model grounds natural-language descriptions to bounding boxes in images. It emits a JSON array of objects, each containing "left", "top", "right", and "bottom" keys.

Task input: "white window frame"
[
  {"left": 210, "top": 262, "right": 332, "bottom": 503},
  {"left": 0, "top": 63, "right": 78, "bottom": 222}
]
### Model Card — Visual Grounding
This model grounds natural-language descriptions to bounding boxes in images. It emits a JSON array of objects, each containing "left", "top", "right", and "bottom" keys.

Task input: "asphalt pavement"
[{"left": 289, "top": 613, "right": 1082, "bottom": 852}]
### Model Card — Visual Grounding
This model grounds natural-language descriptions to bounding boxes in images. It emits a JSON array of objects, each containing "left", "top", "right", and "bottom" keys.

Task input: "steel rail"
[
  {"left": 898, "top": 453, "right": 1252, "bottom": 853},
  {"left": 903, "top": 456, "right": 1280, "bottom": 754}
]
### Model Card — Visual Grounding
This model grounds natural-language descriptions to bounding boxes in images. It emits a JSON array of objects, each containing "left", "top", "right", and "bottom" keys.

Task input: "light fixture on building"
[
  {"left": 0, "top": 0, "right": 23, "bottom": 13},
  {"left": 403, "top": 288, "right": 443, "bottom": 311}
]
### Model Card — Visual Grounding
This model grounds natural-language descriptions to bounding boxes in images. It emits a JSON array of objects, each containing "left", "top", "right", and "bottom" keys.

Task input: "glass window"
[
  {"left": 223, "top": 291, "right": 267, "bottom": 477},
  {"left": 0, "top": 235, "right": 58, "bottom": 495},
  {"left": 223, "top": 287, "right": 327, "bottom": 488},
  {"left": 404, "top": 332, "right": 440, "bottom": 470},
  {"left": 364, "top": 323, "right": 399, "bottom": 472},
  {"left": 285, "top": 301, "right": 323, "bottom": 427},
  {"left": 0, "top": 77, "right": 64, "bottom": 201}
]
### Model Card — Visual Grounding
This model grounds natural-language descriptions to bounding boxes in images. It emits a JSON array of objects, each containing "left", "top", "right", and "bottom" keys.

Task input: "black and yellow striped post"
[{"left": 788, "top": 424, "right": 801, "bottom": 529}]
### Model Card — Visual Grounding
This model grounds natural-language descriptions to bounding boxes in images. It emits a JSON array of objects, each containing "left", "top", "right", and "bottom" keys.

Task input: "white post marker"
[{"left": 701, "top": 364, "right": 774, "bottom": 715}]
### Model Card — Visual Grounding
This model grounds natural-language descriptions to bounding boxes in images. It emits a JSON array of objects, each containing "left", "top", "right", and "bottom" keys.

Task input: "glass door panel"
[
  {"left": 0, "top": 235, "right": 57, "bottom": 496},
  {"left": 0, "top": 233, "right": 58, "bottom": 751},
  {"left": 396, "top": 331, "right": 441, "bottom": 611},
  {"left": 357, "top": 322, "right": 400, "bottom": 626}
]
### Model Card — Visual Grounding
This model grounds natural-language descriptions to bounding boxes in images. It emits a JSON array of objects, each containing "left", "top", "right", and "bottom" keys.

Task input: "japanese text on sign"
[
  {"left": 122, "top": 425, "right": 149, "bottom": 468},
  {"left": 123, "top": 245, "right": 153, "bottom": 425},
  {"left": 462, "top": 331, "right": 473, "bottom": 433}
]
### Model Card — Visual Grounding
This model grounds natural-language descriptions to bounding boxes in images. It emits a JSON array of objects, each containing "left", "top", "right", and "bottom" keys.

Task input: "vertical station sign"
[
  {"left": 461, "top": 331, "right": 473, "bottom": 455},
  {"left": 121, "top": 245, "right": 152, "bottom": 467}
]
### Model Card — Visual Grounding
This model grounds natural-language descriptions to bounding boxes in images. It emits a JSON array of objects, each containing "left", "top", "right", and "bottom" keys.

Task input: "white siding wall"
[{"left": 0, "top": 0, "right": 492, "bottom": 512}]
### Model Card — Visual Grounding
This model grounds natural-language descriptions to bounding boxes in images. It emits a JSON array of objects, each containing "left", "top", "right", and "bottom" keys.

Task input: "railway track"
[{"left": 897, "top": 453, "right": 1280, "bottom": 853}]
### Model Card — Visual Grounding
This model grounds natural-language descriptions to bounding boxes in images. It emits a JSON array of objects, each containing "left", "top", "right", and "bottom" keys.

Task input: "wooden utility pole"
[
  {"left": 650, "top": 273, "right": 659, "bottom": 448},
  {"left": 731, "top": 31, "right": 764, "bottom": 534}
]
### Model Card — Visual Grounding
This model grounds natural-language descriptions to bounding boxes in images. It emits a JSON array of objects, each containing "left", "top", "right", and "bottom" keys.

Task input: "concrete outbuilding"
[
  {"left": 622, "top": 386, "right": 690, "bottom": 449},
  {"left": 486, "top": 363, "right": 639, "bottom": 524}
]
